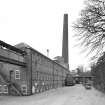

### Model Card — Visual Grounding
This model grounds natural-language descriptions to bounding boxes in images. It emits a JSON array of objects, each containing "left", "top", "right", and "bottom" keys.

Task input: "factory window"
[
  {"left": 39, "top": 56, "right": 42, "bottom": 64},
  {"left": 3, "top": 85, "right": 8, "bottom": 93},
  {"left": 21, "top": 85, "right": 27, "bottom": 95},
  {"left": 0, "top": 85, "right": 2, "bottom": 93},
  {"left": 15, "top": 70, "right": 20, "bottom": 79}
]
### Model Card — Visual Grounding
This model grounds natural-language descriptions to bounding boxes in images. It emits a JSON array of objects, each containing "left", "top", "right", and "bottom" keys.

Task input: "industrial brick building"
[{"left": 0, "top": 41, "right": 70, "bottom": 96}]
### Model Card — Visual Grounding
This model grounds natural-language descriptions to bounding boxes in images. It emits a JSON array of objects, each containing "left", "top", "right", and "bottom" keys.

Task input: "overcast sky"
[{"left": 0, "top": 0, "right": 91, "bottom": 70}]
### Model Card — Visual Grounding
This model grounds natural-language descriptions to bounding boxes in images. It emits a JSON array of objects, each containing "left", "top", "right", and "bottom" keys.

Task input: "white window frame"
[
  {"left": 15, "top": 70, "right": 20, "bottom": 79},
  {"left": 21, "top": 85, "right": 27, "bottom": 95},
  {"left": 3, "top": 85, "right": 8, "bottom": 94}
]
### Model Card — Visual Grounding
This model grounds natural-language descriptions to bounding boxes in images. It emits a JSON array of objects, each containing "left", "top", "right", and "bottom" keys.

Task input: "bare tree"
[{"left": 74, "top": 0, "right": 105, "bottom": 61}]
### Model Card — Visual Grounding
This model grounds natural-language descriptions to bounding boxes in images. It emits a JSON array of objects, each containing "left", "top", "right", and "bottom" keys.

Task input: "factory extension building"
[{"left": 0, "top": 40, "right": 70, "bottom": 96}]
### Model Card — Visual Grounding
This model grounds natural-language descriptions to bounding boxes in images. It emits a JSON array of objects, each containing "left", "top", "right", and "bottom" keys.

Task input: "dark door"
[{"left": 10, "top": 71, "right": 14, "bottom": 82}]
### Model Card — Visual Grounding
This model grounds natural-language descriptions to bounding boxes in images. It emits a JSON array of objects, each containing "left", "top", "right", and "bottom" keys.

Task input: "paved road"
[{"left": 0, "top": 84, "right": 105, "bottom": 105}]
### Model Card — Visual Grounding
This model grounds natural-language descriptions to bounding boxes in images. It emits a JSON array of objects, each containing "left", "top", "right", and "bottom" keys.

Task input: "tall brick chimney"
[{"left": 62, "top": 14, "right": 69, "bottom": 66}]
